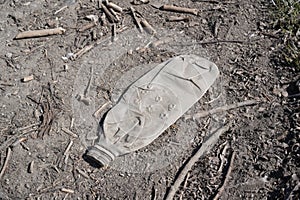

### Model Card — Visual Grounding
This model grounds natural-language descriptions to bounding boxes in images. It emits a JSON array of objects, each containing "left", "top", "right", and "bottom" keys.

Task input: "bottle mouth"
[{"left": 85, "top": 145, "right": 115, "bottom": 167}]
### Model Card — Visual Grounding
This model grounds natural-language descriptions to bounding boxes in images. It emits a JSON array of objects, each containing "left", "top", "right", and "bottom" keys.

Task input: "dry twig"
[
  {"left": 93, "top": 101, "right": 112, "bottom": 119},
  {"left": 102, "top": 4, "right": 118, "bottom": 23},
  {"left": 160, "top": 5, "right": 199, "bottom": 15},
  {"left": 165, "top": 124, "right": 230, "bottom": 200},
  {"left": 107, "top": 2, "right": 123, "bottom": 12},
  {"left": 62, "top": 127, "right": 78, "bottom": 138},
  {"left": 64, "top": 140, "right": 73, "bottom": 156},
  {"left": 184, "top": 100, "right": 259, "bottom": 120},
  {"left": 167, "top": 16, "right": 190, "bottom": 22},
  {"left": 130, "top": 7, "right": 143, "bottom": 33},
  {"left": 0, "top": 147, "right": 12, "bottom": 180},
  {"left": 140, "top": 19, "right": 156, "bottom": 35},
  {"left": 61, "top": 188, "right": 74, "bottom": 194},
  {"left": 15, "top": 27, "right": 66, "bottom": 39},
  {"left": 212, "top": 151, "right": 236, "bottom": 200}
]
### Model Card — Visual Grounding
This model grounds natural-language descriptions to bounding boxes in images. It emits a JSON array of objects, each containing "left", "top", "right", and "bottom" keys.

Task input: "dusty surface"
[{"left": 0, "top": 0, "right": 299, "bottom": 199}]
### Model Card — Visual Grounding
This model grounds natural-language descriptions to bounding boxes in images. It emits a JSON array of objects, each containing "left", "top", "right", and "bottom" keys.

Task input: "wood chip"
[{"left": 22, "top": 75, "right": 34, "bottom": 82}]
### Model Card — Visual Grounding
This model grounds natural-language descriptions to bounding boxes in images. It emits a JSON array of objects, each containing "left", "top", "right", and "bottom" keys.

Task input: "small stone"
[{"left": 5, "top": 52, "right": 12, "bottom": 58}]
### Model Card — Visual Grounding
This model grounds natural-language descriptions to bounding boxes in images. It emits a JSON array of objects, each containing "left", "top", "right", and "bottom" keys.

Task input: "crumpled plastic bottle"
[{"left": 86, "top": 55, "right": 219, "bottom": 166}]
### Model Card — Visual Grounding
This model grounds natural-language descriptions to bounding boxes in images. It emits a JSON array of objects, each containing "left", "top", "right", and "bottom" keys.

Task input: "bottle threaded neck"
[{"left": 86, "top": 145, "right": 115, "bottom": 166}]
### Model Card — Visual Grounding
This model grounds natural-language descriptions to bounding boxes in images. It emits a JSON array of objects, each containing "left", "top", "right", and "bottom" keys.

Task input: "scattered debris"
[
  {"left": 165, "top": 124, "right": 230, "bottom": 200},
  {"left": 15, "top": 27, "right": 66, "bottom": 39}
]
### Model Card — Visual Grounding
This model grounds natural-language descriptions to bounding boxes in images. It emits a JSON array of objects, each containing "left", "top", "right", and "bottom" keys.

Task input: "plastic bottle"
[{"left": 86, "top": 55, "right": 219, "bottom": 166}]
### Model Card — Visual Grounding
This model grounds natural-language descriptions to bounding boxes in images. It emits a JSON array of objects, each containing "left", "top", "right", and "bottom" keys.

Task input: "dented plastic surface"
[{"left": 86, "top": 55, "right": 219, "bottom": 166}]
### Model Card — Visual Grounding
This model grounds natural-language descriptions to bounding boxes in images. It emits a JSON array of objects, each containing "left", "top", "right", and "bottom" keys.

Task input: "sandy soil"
[{"left": 0, "top": 0, "right": 299, "bottom": 199}]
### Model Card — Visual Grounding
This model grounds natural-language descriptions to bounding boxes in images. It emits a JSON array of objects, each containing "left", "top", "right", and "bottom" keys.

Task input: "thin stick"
[
  {"left": 212, "top": 151, "right": 236, "bottom": 200},
  {"left": 184, "top": 100, "right": 259, "bottom": 120},
  {"left": 175, "top": 39, "right": 250, "bottom": 47},
  {"left": 93, "top": 101, "right": 112, "bottom": 119},
  {"left": 140, "top": 19, "right": 156, "bottom": 35},
  {"left": 102, "top": 4, "right": 117, "bottom": 23},
  {"left": 160, "top": 5, "right": 199, "bottom": 15},
  {"left": 130, "top": 7, "right": 143, "bottom": 33},
  {"left": 61, "top": 188, "right": 74, "bottom": 194},
  {"left": 167, "top": 16, "right": 190, "bottom": 22},
  {"left": 179, "top": 172, "right": 190, "bottom": 200},
  {"left": 62, "top": 127, "right": 78, "bottom": 138},
  {"left": 54, "top": 5, "right": 68, "bottom": 15},
  {"left": 79, "top": 22, "right": 97, "bottom": 32},
  {"left": 107, "top": 2, "right": 123, "bottom": 12},
  {"left": 76, "top": 168, "right": 90, "bottom": 179},
  {"left": 165, "top": 124, "right": 229, "bottom": 200},
  {"left": 15, "top": 27, "right": 66, "bottom": 39},
  {"left": 73, "top": 44, "right": 94, "bottom": 60},
  {"left": 111, "top": 23, "right": 117, "bottom": 42},
  {"left": 64, "top": 140, "right": 73, "bottom": 156},
  {"left": 0, "top": 147, "right": 12, "bottom": 180}
]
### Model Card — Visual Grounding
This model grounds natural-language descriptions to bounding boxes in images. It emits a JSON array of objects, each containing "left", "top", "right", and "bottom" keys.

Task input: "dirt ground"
[{"left": 0, "top": 0, "right": 299, "bottom": 199}]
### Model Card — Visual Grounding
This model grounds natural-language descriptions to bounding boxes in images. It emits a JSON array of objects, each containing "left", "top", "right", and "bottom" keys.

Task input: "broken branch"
[
  {"left": 15, "top": 27, "right": 66, "bottom": 39},
  {"left": 107, "top": 2, "right": 123, "bottom": 12},
  {"left": 102, "top": 4, "right": 118, "bottom": 23},
  {"left": 184, "top": 100, "right": 259, "bottom": 120},
  {"left": 160, "top": 5, "right": 199, "bottom": 15},
  {"left": 0, "top": 147, "right": 12, "bottom": 180},
  {"left": 130, "top": 7, "right": 143, "bottom": 33},
  {"left": 165, "top": 124, "right": 230, "bottom": 200},
  {"left": 140, "top": 19, "right": 156, "bottom": 35}
]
